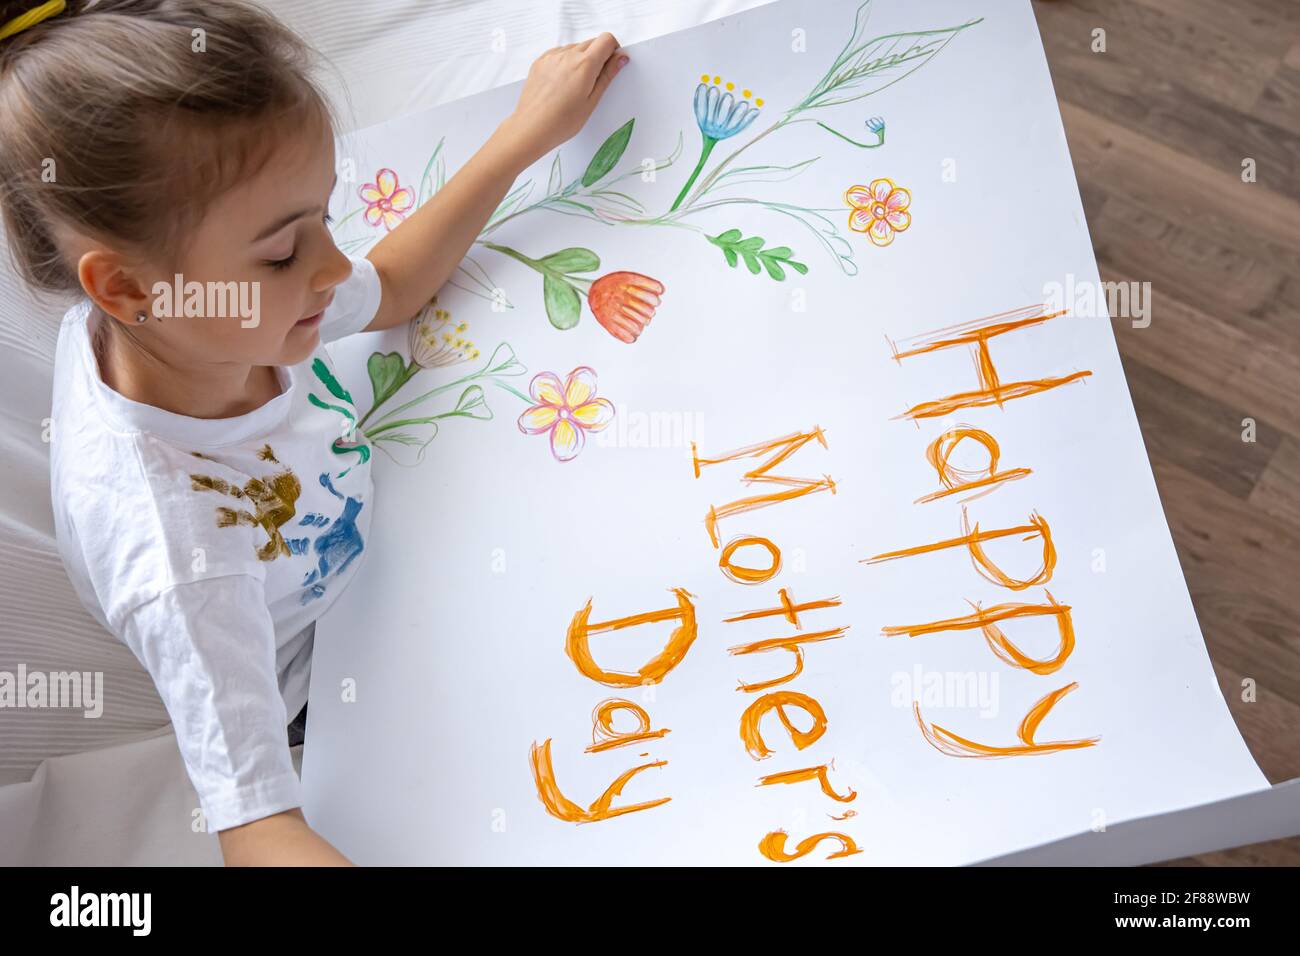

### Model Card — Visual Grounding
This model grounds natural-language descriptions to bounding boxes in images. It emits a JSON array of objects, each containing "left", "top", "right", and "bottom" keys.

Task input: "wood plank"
[
  {"left": 1124, "top": 353, "right": 1281, "bottom": 500},
  {"left": 1149, "top": 453, "right": 1300, "bottom": 709},
  {"left": 1252, "top": 40, "right": 1300, "bottom": 129},
  {"left": 1098, "top": 267, "right": 1300, "bottom": 442},
  {"left": 1249, "top": 438, "right": 1300, "bottom": 531},
  {"left": 1061, "top": 103, "right": 1300, "bottom": 277},
  {"left": 1032, "top": 0, "right": 1285, "bottom": 112},
  {"left": 1036, "top": 22, "right": 1300, "bottom": 201}
]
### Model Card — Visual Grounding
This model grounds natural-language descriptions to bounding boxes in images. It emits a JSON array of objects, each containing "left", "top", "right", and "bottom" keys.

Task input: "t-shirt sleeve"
[
  {"left": 119, "top": 574, "right": 303, "bottom": 832},
  {"left": 317, "top": 254, "right": 384, "bottom": 344}
]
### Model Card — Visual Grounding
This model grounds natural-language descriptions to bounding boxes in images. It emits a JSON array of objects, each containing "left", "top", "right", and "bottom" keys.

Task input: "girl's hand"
[{"left": 503, "top": 33, "right": 629, "bottom": 166}]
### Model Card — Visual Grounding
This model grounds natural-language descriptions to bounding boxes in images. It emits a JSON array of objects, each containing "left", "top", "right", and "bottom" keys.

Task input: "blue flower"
[
  {"left": 672, "top": 76, "right": 765, "bottom": 212},
  {"left": 693, "top": 81, "right": 762, "bottom": 140}
]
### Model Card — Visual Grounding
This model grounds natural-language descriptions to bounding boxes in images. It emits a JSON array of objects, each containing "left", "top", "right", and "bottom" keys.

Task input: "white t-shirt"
[{"left": 49, "top": 255, "right": 383, "bottom": 832}]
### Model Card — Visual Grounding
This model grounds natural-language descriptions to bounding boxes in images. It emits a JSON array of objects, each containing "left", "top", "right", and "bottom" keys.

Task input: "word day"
[{"left": 527, "top": 426, "right": 858, "bottom": 862}]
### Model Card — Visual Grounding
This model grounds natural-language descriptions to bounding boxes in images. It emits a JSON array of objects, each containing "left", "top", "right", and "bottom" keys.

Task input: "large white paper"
[{"left": 301, "top": 0, "right": 1268, "bottom": 865}]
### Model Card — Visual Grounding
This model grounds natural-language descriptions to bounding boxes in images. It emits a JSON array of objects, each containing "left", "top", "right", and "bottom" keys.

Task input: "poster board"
[{"left": 301, "top": 0, "right": 1269, "bottom": 865}]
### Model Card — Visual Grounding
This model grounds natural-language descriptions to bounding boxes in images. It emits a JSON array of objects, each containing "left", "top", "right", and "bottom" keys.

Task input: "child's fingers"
[
  {"left": 589, "top": 49, "right": 628, "bottom": 101},
  {"left": 580, "top": 32, "right": 620, "bottom": 66},
  {"left": 575, "top": 31, "right": 617, "bottom": 54}
]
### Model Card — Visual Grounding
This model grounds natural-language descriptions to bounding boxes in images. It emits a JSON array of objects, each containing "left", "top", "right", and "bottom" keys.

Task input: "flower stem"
[
  {"left": 669, "top": 135, "right": 718, "bottom": 212},
  {"left": 366, "top": 412, "right": 461, "bottom": 439},
  {"left": 815, "top": 121, "right": 885, "bottom": 149},
  {"left": 367, "top": 368, "right": 484, "bottom": 430}
]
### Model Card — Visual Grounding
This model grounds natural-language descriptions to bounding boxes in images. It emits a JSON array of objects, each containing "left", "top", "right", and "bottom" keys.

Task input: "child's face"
[{"left": 149, "top": 121, "right": 353, "bottom": 368}]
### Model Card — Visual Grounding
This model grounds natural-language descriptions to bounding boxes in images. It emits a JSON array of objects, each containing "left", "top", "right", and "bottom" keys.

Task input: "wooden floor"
[{"left": 1031, "top": 0, "right": 1300, "bottom": 864}]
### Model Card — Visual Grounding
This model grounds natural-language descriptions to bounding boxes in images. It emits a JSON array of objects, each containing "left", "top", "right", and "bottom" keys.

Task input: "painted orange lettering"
[
  {"left": 728, "top": 628, "right": 848, "bottom": 692},
  {"left": 566, "top": 588, "right": 698, "bottom": 687},
  {"left": 739, "top": 690, "right": 828, "bottom": 759},
  {"left": 722, "top": 588, "right": 842, "bottom": 627},
  {"left": 864, "top": 507, "right": 1056, "bottom": 591},
  {"left": 719, "top": 535, "right": 782, "bottom": 584},
  {"left": 889, "top": 305, "right": 1092, "bottom": 420},
  {"left": 691, "top": 428, "right": 836, "bottom": 547},
  {"left": 882, "top": 591, "right": 1075, "bottom": 674},
  {"left": 913, "top": 681, "right": 1100, "bottom": 757},
  {"left": 916, "top": 425, "right": 1032, "bottom": 504},
  {"left": 585, "top": 698, "right": 670, "bottom": 753},
  {"left": 758, "top": 829, "right": 862, "bottom": 861},
  {"left": 757, "top": 763, "right": 857, "bottom": 802},
  {"left": 529, "top": 738, "right": 670, "bottom": 822}
]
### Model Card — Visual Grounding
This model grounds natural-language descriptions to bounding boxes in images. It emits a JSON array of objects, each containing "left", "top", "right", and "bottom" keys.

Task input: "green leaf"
[
  {"left": 580, "top": 118, "right": 635, "bottom": 187},
  {"left": 311, "top": 357, "right": 354, "bottom": 405},
  {"left": 367, "top": 351, "right": 407, "bottom": 407},
  {"left": 538, "top": 247, "right": 600, "bottom": 275},
  {"left": 799, "top": 8, "right": 983, "bottom": 112},
  {"left": 542, "top": 274, "right": 581, "bottom": 330},
  {"left": 706, "top": 228, "right": 809, "bottom": 282},
  {"left": 450, "top": 384, "right": 493, "bottom": 421},
  {"left": 483, "top": 341, "right": 526, "bottom": 377}
]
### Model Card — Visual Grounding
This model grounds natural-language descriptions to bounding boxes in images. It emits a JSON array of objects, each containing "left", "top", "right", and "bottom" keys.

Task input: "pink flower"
[
  {"left": 844, "top": 178, "right": 912, "bottom": 247},
  {"left": 517, "top": 367, "right": 615, "bottom": 462},
  {"left": 359, "top": 168, "right": 415, "bottom": 231}
]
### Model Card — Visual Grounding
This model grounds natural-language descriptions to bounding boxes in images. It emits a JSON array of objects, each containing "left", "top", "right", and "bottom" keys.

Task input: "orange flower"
[
  {"left": 359, "top": 168, "right": 415, "bottom": 231},
  {"left": 588, "top": 272, "right": 665, "bottom": 344},
  {"left": 844, "top": 178, "right": 912, "bottom": 247}
]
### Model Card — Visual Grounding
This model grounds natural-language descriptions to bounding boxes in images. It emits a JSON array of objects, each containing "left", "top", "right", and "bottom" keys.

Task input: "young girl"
[{"left": 0, "top": 0, "right": 626, "bottom": 864}]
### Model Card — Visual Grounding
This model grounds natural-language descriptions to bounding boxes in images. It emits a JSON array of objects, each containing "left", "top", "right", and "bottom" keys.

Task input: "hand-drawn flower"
[
  {"left": 359, "top": 168, "right": 414, "bottom": 231},
  {"left": 587, "top": 272, "right": 665, "bottom": 344},
  {"left": 693, "top": 75, "right": 763, "bottom": 141},
  {"left": 408, "top": 298, "right": 479, "bottom": 369},
  {"left": 517, "top": 367, "right": 614, "bottom": 462},
  {"left": 844, "top": 178, "right": 912, "bottom": 247},
  {"left": 671, "top": 74, "right": 763, "bottom": 212}
]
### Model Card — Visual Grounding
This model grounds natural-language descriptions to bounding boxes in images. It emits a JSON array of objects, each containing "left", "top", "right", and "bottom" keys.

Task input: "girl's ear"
[{"left": 77, "top": 249, "right": 152, "bottom": 324}]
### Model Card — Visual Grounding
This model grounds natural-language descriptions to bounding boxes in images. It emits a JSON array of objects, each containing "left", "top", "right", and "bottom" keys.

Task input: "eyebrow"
[{"left": 252, "top": 173, "right": 339, "bottom": 242}]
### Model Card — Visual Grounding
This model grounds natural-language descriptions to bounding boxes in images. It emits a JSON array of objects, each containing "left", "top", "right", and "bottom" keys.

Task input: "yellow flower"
[
  {"left": 844, "top": 178, "right": 912, "bottom": 247},
  {"left": 517, "top": 367, "right": 614, "bottom": 462}
]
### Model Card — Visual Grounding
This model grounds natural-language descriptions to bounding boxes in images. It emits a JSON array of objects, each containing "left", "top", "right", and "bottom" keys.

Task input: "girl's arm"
[
  {"left": 218, "top": 808, "right": 354, "bottom": 866},
  {"left": 363, "top": 33, "right": 628, "bottom": 333}
]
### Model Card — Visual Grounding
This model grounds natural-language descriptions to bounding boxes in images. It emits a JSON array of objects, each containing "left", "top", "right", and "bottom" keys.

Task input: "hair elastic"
[{"left": 0, "top": 1, "right": 67, "bottom": 43}]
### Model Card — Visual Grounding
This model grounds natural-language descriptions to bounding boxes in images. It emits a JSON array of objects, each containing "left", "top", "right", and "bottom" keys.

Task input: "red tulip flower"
[{"left": 587, "top": 271, "right": 665, "bottom": 343}]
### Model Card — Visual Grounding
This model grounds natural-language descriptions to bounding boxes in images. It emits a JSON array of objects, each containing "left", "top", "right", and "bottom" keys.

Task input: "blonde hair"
[{"left": 0, "top": 0, "right": 335, "bottom": 297}]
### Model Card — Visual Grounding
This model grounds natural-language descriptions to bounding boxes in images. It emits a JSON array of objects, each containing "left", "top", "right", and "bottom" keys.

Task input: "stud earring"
[{"left": 135, "top": 311, "right": 148, "bottom": 323}]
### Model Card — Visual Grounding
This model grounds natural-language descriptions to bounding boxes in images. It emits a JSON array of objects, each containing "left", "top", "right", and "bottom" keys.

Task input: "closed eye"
[{"left": 264, "top": 212, "right": 333, "bottom": 272}]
